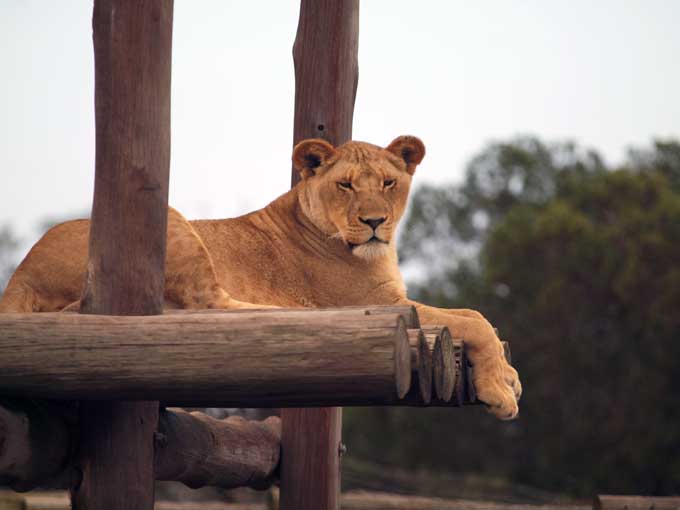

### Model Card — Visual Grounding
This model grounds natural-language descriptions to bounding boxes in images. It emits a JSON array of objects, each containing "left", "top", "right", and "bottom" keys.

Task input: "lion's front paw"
[{"left": 472, "top": 346, "right": 522, "bottom": 420}]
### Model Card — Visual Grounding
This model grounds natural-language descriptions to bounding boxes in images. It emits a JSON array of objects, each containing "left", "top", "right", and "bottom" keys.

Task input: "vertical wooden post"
[
  {"left": 71, "top": 1, "right": 173, "bottom": 509},
  {"left": 282, "top": 1, "right": 359, "bottom": 510},
  {"left": 289, "top": 0, "right": 360, "bottom": 188}
]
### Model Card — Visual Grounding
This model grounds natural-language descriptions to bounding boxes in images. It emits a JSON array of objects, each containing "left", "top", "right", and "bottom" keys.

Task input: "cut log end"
[
  {"left": 408, "top": 329, "right": 432, "bottom": 404},
  {"left": 423, "top": 326, "right": 455, "bottom": 402},
  {"left": 451, "top": 341, "right": 465, "bottom": 405},
  {"left": 394, "top": 317, "right": 411, "bottom": 399}
]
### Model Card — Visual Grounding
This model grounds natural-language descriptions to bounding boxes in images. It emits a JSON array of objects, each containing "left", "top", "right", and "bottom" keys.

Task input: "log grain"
[
  {"left": 0, "top": 311, "right": 411, "bottom": 406},
  {"left": 82, "top": 0, "right": 172, "bottom": 316},
  {"left": 421, "top": 326, "right": 456, "bottom": 402},
  {"left": 285, "top": 0, "right": 360, "bottom": 508},
  {"left": 452, "top": 340, "right": 466, "bottom": 405},
  {"left": 167, "top": 304, "right": 419, "bottom": 329},
  {"left": 74, "top": 1, "right": 174, "bottom": 508},
  {"left": 408, "top": 329, "right": 432, "bottom": 404},
  {"left": 156, "top": 409, "right": 280, "bottom": 490},
  {"left": 289, "top": 0, "right": 359, "bottom": 188}
]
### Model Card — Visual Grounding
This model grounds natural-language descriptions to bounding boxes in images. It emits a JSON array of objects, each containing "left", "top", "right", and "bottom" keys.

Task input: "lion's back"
[
  {"left": 189, "top": 215, "right": 304, "bottom": 307},
  {"left": 0, "top": 219, "right": 90, "bottom": 312}
]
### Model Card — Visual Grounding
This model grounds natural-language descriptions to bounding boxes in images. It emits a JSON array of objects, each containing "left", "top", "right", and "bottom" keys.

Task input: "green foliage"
[
  {"left": 398, "top": 137, "right": 606, "bottom": 269},
  {"left": 346, "top": 137, "right": 680, "bottom": 497}
]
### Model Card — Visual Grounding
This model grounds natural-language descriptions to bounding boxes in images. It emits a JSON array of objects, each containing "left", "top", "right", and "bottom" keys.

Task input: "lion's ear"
[
  {"left": 386, "top": 136, "right": 426, "bottom": 175},
  {"left": 292, "top": 139, "right": 337, "bottom": 179}
]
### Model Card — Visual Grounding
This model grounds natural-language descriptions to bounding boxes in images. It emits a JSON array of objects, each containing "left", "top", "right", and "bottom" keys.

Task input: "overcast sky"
[{"left": 1, "top": 0, "right": 679, "bottom": 262}]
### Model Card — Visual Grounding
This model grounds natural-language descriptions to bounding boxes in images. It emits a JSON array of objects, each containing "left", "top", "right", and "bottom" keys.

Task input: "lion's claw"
[
  {"left": 476, "top": 380, "right": 519, "bottom": 420},
  {"left": 472, "top": 344, "right": 522, "bottom": 420},
  {"left": 505, "top": 364, "right": 522, "bottom": 400}
]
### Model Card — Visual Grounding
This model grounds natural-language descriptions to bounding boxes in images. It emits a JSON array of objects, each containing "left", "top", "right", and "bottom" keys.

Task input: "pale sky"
[{"left": 1, "top": 0, "right": 679, "bottom": 263}]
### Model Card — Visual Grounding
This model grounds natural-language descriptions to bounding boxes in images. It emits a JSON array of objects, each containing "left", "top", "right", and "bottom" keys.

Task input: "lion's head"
[{"left": 292, "top": 135, "right": 425, "bottom": 260}]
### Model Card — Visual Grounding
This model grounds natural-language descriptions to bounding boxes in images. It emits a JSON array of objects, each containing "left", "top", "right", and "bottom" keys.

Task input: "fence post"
[
  {"left": 71, "top": 1, "right": 173, "bottom": 509},
  {"left": 281, "top": 1, "right": 359, "bottom": 509}
]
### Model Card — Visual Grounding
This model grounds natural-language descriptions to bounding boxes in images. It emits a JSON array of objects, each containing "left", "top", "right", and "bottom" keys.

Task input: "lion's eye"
[
  {"left": 384, "top": 179, "right": 396, "bottom": 189},
  {"left": 338, "top": 181, "right": 352, "bottom": 191}
]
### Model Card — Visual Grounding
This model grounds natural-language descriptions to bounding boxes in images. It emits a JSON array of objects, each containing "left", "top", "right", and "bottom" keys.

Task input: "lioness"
[{"left": 0, "top": 136, "right": 521, "bottom": 419}]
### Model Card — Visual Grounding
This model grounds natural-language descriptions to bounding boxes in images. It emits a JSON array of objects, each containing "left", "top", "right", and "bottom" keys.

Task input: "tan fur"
[{"left": 0, "top": 136, "right": 521, "bottom": 419}]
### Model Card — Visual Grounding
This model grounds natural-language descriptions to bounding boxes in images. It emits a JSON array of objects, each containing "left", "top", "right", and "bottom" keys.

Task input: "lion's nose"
[{"left": 359, "top": 217, "right": 386, "bottom": 230}]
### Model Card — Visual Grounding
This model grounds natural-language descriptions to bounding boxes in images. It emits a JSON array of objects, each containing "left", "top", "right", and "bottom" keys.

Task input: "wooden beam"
[
  {"left": 0, "top": 310, "right": 411, "bottom": 406},
  {"left": 72, "top": 1, "right": 173, "bottom": 508},
  {"left": 284, "top": 1, "right": 359, "bottom": 508},
  {"left": 0, "top": 403, "right": 281, "bottom": 492}
]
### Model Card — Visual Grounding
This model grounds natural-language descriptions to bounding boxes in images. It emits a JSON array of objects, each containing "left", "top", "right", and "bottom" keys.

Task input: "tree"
[
  {"left": 345, "top": 137, "right": 680, "bottom": 497},
  {"left": 0, "top": 225, "right": 20, "bottom": 292}
]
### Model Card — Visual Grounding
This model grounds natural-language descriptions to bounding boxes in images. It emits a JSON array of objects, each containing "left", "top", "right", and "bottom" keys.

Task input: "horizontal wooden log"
[
  {"left": 0, "top": 310, "right": 411, "bottom": 406},
  {"left": 167, "top": 304, "right": 420, "bottom": 329},
  {"left": 156, "top": 408, "right": 280, "bottom": 490},
  {"left": 0, "top": 401, "right": 73, "bottom": 491},
  {"left": 594, "top": 495, "right": 680, "bottom": 510},
  {"left": 0, "top": 402, "right": 281, "bottom": 491}
]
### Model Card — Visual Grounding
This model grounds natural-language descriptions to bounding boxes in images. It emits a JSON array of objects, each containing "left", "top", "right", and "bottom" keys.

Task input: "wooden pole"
[
  {"left": 283, "top": 1, "right": 359, "bottom": 509},
  {"left": 289, "top": 0, "right": 359, "bottom": 188},
  {"left": 72, "top": 1, "right": 173, "bottom": 509}
]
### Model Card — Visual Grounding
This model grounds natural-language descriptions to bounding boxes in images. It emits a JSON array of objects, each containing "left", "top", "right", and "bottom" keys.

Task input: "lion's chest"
[{"left": 193, "top": 217, "right": 404, "bottom": 308}]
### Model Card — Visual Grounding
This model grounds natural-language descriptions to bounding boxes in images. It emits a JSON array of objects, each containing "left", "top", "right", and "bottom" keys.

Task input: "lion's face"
[{"left": 293, "top": 136, "right": 425, "bottom": 260}]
